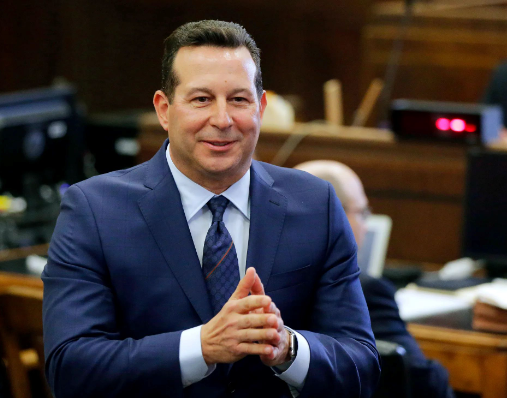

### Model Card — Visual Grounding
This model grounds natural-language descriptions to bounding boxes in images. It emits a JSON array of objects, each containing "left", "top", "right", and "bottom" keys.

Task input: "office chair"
[
  {"left": 372, "top": 340, "right": 411, "bottom": 398},
  {"left": 0, "top": 286, "right": 50, "bottom": 398}
]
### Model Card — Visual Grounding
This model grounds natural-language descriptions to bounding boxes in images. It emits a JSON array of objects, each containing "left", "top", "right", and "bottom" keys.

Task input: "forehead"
[{"left": 172, "top": 46, "right": 257, "bottom": 89}]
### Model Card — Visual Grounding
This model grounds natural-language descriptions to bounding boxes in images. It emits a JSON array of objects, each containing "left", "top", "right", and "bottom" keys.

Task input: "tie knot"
[{"left": 207, "top": 196, "right": 229, "bottom": 223}]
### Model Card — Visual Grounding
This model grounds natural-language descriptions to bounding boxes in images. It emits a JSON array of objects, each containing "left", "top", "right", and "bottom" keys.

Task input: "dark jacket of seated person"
[
  {"left": 295, "top": 160, "right": 454, "bottom": 398},
  {"left": 360, "top": 273, "right": 454, "bottom": 398}
]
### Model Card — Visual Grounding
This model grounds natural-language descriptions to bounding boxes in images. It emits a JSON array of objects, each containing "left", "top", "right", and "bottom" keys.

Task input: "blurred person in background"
[{"left": 295, "top": 160, "right": 455, "bottom": 398}]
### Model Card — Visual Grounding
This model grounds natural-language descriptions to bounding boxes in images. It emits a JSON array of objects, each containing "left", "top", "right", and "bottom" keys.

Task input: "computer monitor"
[
  {"left": 0, "top": 85, "right": 84, "bottom": 200},
  {"left": 357, "top": 214, "right": 392, "bottom": 278},
  {"left": 462, "top": 149, "right": 507, "bottom": 277}
]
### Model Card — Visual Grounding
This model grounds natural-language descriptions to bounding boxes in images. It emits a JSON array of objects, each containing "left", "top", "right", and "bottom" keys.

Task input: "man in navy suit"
[
  {"left": 295, "top": 160, "right": 454, "bottom": 398},
  {"left": 42, "top": 20, "right": 380, "bottom": 397}
]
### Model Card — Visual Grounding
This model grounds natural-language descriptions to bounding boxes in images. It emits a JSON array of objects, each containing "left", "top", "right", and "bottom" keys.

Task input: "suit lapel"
[
  {"left": 137, "top": 140, "right": 214, "bottom": 324},
  {"left": 247, "top": 161, "right": 287, "bottom": 287}
]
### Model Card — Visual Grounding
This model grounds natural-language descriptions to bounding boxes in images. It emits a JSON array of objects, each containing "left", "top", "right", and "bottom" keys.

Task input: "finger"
[
  {"left": 236, "top": 342, "right": 274, "bottom": 356},
  {"left": 263, "top": 301, "right": 280, "bottom": 317},
  {"left": 265, "top": 303, "right": 283, "bottom": 331},
  {"left": 237, "top": 313, "right": 278, "bottom": 329},
  {"left": 250, "top": 271, "right": 265, "bottom": 296},
  {"left": 274, "top": 304, "right": 281, "bottom": 319},
  {"left": 260, "top": 347, "right": 278, "bottom": 361},
  {"left": 231, "top": 295, "right": 271, "bottom": 314},
  {"left": 238, "top": 328, "right": 279, "bottom": 342},
  {"left": 230, "top": 268, "right": 257, "bottom": 300}
]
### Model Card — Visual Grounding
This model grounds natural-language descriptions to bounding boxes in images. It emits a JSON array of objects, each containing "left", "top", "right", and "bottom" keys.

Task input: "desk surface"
[
  {"left": 0, "top": 245, "right": 46, "bottom": 289},
  {"left": 411, "top": 308, "right": 475, "bottom": 331},
  {"left": 409, "top": 310, "right": 507, "bottom": 397}
]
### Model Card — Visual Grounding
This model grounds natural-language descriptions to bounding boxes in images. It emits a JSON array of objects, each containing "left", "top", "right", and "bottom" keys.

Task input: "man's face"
[
  {"left": 155, "top": 45, "right": 266, "bottom": 192},
  {"left": 344, "top": 178, "right": 369, "bottom": 248}
]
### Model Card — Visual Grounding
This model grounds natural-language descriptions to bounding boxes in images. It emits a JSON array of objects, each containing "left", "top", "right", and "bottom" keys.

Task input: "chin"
[
  {"left": 205, "top": 161, "right": 246, "bottom": 179},
  {"left": 204, "top": 156, "right": 239, "bottom": 171}
]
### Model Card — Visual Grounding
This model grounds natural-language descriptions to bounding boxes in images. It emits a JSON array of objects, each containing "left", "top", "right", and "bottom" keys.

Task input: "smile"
[{"left": 202, "top": 141, "right": 236, "bottom": 151}]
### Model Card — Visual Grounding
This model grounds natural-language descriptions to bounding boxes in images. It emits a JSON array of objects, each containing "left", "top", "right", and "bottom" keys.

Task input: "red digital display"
[
  {"left": 435, "top": 118, "right": 476, "bottom": 134},
  {"left": 435, "top": 118, "right": 449, "bottom": 130}
]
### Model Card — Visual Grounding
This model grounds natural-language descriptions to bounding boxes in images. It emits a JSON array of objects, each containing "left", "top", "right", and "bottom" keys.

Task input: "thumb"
[
  {"left": 250, "top": 272, "right": 265, "bottom": 296},
  {"left": 230, "top": 267, "right": 256, "bottom": 300}
]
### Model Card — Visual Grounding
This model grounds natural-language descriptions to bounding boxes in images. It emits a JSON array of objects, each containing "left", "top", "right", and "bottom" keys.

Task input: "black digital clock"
[{"left": 390, "top": 99, "right": 502, "bottom": 145}]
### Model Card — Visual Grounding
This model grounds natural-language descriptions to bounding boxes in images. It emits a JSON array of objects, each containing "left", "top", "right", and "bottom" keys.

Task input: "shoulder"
[
  {"left": 68, "top": 162, "right": 150, "bottom": 202},
  {"left": 252, "top": 160, "right": 331, "bottom": 195},
  {"left": 252, "top": 161, "right": 339, "bottom": 216}
]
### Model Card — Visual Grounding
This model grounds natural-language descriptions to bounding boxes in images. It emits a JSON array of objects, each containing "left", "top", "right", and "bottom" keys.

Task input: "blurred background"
[
  {"left": 3, "top": 0, "right": 507, "bottom": 261},
  {"left": 2, "top": 1, "right": 507, "bottom": 397}
]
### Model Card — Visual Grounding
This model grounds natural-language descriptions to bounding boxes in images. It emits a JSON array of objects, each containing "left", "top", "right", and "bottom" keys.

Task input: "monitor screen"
[
  {"left": 462, "top": 149, "right": 507, "bottom": 265},
  {"left": 357, "top": 214, "right": 392, "bottom": 278},
  {"left": 0, "top": 86, "right": 84, "bottom": 198}
]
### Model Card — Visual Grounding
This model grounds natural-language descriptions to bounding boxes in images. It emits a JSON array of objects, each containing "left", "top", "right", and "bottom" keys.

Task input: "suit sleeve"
[
  {"left": 361, "top": 275, "right": 454, "bottom": 398},
  {"left": 42, "top": 185, "right": 185, "bottom": 398},
  {"left": 296, "top": 183, "right": 381, "bottom": 398}
]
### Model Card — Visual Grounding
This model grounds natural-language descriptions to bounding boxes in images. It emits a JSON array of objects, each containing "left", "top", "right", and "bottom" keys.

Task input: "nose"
[{"left": 210, "top": 100, "right": 232, "bottom": 130}]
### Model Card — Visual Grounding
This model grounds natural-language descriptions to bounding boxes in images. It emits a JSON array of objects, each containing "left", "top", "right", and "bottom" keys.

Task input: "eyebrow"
[
  {"left": 185, "top": 87, "right": 254, "bottom": 97},
  {"left": 186, "top": 87, "right": 214, "bottom": 96},
  {"left": 229, "top": 88, "right": 254, "bottom": 96}
]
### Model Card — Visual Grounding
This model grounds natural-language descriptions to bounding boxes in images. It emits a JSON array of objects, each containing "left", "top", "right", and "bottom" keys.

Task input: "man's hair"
[{"left": 161, "top": 20, "right": 263, "bottom": 102}]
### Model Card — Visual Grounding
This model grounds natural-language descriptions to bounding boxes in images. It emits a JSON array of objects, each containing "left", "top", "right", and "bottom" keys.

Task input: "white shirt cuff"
[
  {"left": 179, "top": 325, "right": 216, "bottom": 387},
  {"left": 273, "top": 329, "right": 310, "bottom": 391}
]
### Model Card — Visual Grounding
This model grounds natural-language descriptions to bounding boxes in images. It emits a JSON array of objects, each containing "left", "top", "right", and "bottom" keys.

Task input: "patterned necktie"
[{"left": 202, "top": 195, "right": 240, "bottom": 315}]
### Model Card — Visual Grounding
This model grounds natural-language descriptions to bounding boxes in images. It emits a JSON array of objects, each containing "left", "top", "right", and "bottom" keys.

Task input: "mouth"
[{"left": 202, "top": 140, "right": 236, "bottom": 151}]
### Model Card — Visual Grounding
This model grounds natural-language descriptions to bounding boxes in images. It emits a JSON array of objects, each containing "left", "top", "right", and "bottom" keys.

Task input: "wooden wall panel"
[
  {"left": 361, "top": 2, "right": 507, "bottom": 126},
  {"left": 1, "top": 0, "right": 370, "bottom": 122},
  {"left": 0, "top": 0, "right": 62, "bottom": 92}
]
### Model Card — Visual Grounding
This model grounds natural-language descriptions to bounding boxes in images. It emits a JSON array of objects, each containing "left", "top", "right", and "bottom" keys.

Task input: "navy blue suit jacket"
[
  {"left": 360, "top": 275, "right": 454, "bottom": 398},
  {"left": 42, "top": 141, "right": 380, "bottom": 398}
]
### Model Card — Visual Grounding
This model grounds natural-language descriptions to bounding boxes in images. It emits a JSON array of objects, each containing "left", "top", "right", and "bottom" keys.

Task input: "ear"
[
  {"left": 153, "top": 90, "right": 170, "bottom": 131},
  {"left": 259, "top": 90, "right": 267, "bottom": 120}
]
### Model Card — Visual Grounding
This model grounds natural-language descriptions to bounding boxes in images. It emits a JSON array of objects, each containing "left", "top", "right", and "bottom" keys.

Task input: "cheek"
[
  {"left": 356, "top": 220, "right": 368, "bottom": 247},
  {"left": 232, "top": 109, "right": 261, "bottom": 132},
  {"left": 169, "top": 108, "right": 208, "bottom": 137}
]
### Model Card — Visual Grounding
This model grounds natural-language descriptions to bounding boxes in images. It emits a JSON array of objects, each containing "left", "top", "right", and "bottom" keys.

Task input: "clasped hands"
[{"left": 201, "top": 267, "right": 290, "bottom": 367}]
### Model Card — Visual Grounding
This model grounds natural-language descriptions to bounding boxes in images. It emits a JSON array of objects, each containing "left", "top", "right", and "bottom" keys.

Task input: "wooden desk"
[
  {"left": 0, "top": 245, "right": 46, "bottom": 290},
  {"left": 409, "top": 309, "right": 507, "bottom": 398}
]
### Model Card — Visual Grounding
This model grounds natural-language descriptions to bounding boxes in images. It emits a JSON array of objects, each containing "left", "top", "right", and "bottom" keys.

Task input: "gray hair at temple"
[{"left": 161, "top": 20, "right": 263, "bottom": 103}]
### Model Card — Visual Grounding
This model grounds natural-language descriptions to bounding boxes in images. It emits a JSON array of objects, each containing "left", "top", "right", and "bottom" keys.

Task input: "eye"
[
  {"left": 231, "top": 97, "right": 249, "bottom": 104},
  {"left": 191, "top": 96, "right": 211, "bottom": 107},
  {"left": 194, "top": 96, "right": 209, "bottom": 103}
]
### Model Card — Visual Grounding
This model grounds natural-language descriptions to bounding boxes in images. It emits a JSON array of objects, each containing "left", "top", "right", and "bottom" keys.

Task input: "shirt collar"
[{"left": 166, "top": 144, "right": 250, "bottom": 222}]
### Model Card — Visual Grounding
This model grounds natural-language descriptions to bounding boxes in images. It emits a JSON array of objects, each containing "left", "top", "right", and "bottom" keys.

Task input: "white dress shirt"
[{"left": 166, "top": 145, "right": 309, "bottom": 394}]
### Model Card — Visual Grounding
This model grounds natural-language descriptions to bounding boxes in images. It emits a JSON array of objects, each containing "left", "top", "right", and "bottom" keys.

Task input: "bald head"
[{"left": 295, "top": 160, "right": 369, "bottom": 247}]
